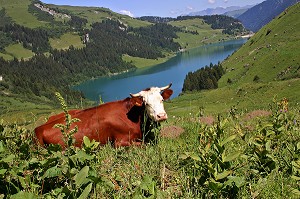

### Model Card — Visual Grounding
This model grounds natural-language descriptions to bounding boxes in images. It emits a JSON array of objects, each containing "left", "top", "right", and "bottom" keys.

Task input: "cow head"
[{"left": 130, "top": 83, "right": 173, "bottom": 122}]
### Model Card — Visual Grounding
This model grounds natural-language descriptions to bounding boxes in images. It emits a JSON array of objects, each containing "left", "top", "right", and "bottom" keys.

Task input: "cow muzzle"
[{"left": 156, "top": 113, "right": 168, "bottom": 121}]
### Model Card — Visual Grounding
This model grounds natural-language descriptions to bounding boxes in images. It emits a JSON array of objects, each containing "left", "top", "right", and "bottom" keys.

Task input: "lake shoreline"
[
  {"left": 74, "top": 38, "right": 247, "bottom": 102},
  {"left": 129, "top": 36, "right": 248, "bottom": 69}
]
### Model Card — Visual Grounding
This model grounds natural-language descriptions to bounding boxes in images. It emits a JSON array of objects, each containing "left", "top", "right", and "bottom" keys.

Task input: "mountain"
[
  {"left": 237, "top": 0, "right": 299, "bottom": 32},
  {"left": 223, "top": 8, "right": 249, "bottom": 18},
  {"left": 188, "top": 5, "right": 253, "bottom": 16}
]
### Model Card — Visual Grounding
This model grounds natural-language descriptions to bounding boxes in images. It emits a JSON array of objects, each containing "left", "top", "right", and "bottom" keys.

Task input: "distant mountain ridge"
[
  {"left": 223, "top": 8, "right": 249, "bottom": 18},
  {"left": 188, "top": 5, "right": 253, "bottom": 17},
  {"left": 237, "top": 0, "right": 299, "bottom": 32}
]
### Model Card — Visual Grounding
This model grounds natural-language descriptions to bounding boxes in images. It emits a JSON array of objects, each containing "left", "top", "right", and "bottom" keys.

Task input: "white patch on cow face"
[{"left": 142, "top": 87, "right": 168, "bottom": 122}]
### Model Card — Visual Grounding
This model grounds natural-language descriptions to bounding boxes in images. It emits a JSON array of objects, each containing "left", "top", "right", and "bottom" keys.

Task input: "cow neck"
[{"left": 124, "top": 98, "right": 145, "bottom": 123}]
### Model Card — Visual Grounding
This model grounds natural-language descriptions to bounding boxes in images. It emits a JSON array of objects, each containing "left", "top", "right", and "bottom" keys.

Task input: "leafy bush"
[
  {"left": 179, "top": 97, "right": 300, "bottom": 198},
  {"left": 0, "top": 97, "right": 300, "bottom": 198}
]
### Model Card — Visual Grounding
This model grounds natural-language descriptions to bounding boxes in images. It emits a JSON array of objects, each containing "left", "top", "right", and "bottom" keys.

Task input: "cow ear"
[
  {"left": 130, "top": 97, "right": 143, "bottom": 106},
  {"left": 161, "top": 89, "right": 173, "bottom": 100}
]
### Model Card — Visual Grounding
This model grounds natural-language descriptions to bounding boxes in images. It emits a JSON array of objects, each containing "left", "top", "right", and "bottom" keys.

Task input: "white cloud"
[
  {"left": 186, "top": 6, "right": 194, "bottom": 11},
  {"left": 224, "top": 0, "right": 229, "bottom": 3},
  {"left": 119, "top": 10, "right": 134, "bottom": 17},
  {"left": 208, "top": 0, "right": 216, "bottom": 4}
]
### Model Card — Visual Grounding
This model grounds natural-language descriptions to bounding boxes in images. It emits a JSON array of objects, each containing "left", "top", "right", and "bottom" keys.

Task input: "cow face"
[{"left": 130, "top": 84, "right": 173, "bottom": 122}]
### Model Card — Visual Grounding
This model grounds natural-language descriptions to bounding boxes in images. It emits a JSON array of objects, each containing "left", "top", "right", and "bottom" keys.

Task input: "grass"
[
  {"left": 0, "top": 94, "right": 55, "bottom": 126},
  {"left": 170, "top": 18, "right": 234, "bottom": 50},
  {"left": 163, "top": 3, "right": 300, "bottom": 122},
  {"left": 49, "top": 32, "right": 85, "bottom": 50},
  {"left": 166, "top": 78, "right": 300, "bottom": 119},
  {"left": 1, "top": 97, "right": 299, "bottom": 198},
  {"left": 122, "top": 53, "right": 175, "bottom": 68},
  {"left": 0, "top": 0, "right": 49, "bottom": 28},
  {"left": 48, "top": 5, "right": 151, "bottom": 28},
  {"left": 4, "top": 43, "right": 35, "bottom": 60},
  {"left": 219, "top": 3, "right": 300, "bottom": 87},
  {"left": 0, "top": 52, "right": 13, "bottom": 61}
]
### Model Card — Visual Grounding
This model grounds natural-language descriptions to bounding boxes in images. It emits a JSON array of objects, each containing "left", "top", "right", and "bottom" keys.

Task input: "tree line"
[
  {"left": 182, "top": 63, "right": 225, "bottom": 92},
  {"left": 0, "top": 18, "right": 181, "bottom": 104},
  {"left": 0, "top": 2, "right": 237, "bottom": 105},
  {"left": 176, "top": 15, "right": 248, "bottom": 35},
  {"left": 139, "top": 15, "right": 249, "bottom": 36}
]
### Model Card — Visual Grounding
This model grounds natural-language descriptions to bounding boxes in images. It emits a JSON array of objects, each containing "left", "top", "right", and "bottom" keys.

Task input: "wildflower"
[{"left": 278, "top": 97, "right": 288, "bottom": 112}]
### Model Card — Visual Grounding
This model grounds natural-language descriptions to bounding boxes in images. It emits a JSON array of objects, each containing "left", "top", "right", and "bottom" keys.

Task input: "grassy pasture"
[
  {"left": 170, "top": 18, "right": 233, "bottom": 50},
  {"left": 4, "top": 43, "right": 35, "bottom": 60},
  {"left": 0, "top": 52, "right": 13, "bottom": 61},
  {"left": 49, "top": 32, "right": 85, "bottom": 50},
  {"left": 0, "top": 96, "right": 299, "bottom": 198},
  {"left": 219, "top": 3, "right": 300, "bottom": 87},
  {"left": 0, "top": 0, "right": 49, "bottom": 28},
  {"left": 122, "top": 53, "right": 175, "bottom": 68},
  {"left": 0, "top": 94, "right": 55, "bottom": 126},
  {"left": 48, "top": 5, "right": 151, "bottom": 28},
  {"left": 167, "top": 78, "right": 300, "bottom": 120}
]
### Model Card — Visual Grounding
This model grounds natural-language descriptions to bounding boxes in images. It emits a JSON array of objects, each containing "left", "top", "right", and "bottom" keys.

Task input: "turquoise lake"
[{"left": 74, "top": 39, "right": 247, "bottom": 102}]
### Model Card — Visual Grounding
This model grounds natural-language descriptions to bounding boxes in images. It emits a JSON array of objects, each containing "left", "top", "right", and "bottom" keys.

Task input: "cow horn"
[
  {"left": 130, "top": 92, "right": 142, "bottom": 98},
  {"left": 160, "top": 83, "right": 172, "bottom": 91}
]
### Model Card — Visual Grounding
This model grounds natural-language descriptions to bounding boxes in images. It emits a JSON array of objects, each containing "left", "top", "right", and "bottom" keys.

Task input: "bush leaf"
[
  {"left": 222, "top": 152, "right": 241, "bottom": 162},
  {"left": 43, "top": 166, "right": 62, "bottom": 179},
  {"left": 74, "top": 166, "right": 90, "bottom": 188},
  {"left": 78, "top": 183, "right": 93, "bottom": 199},
  {"left": 10, "top": 191, "right": 38, "bottom": 199},
  {"left": 215, "top": 170, "right": 232, "bottom": 180},
  {"left": 220, "top": 134, "right": 237, "bottom": 146}
]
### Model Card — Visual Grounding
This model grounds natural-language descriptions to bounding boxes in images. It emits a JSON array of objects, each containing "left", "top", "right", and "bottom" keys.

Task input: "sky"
[{"left": 41, "top": 0, "right": 265, "bottom": 18}]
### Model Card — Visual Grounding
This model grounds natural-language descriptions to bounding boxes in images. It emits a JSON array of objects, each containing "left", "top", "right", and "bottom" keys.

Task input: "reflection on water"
[{"left": 74, "top": 39, "right": 247, "bottom": 102}]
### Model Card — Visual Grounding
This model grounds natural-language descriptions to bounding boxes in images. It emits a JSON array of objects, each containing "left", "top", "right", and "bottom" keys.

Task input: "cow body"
[{"left": 35, "top": 85, "right": 173, "bottom": 148}]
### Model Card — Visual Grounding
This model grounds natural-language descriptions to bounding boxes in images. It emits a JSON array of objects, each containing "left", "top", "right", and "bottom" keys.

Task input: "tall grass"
[{"left": 0, "top": 96, "right": 299, "bottom": 198}]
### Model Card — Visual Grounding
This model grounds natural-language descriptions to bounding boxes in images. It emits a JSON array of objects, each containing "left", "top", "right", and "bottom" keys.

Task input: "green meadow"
[
  {"left": 4, "top": 43, "right": 35, "bottom": 60},
  {"left": 49, "top": 32, "right": 85, "bottom": 50},
  {"left": 0, "top": 0, "right": 49, "bottom": 28},
  {"left": 170, "top": 18, "right": 232, "bottom": 49}
]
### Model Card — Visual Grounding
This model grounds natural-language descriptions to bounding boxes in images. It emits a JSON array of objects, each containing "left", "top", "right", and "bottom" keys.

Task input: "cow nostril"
[{"left": 157, "top": 113, "right": 167, "bottom": 120}]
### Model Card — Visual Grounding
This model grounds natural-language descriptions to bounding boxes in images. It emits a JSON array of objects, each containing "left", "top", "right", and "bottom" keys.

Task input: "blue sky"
[{"left": 41, "top": 0, "right": 265, "bottom": 17}]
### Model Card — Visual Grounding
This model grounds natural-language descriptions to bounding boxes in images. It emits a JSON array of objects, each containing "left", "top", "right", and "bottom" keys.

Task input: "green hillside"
[
  {"left": 46, "top": 4, "right": 151, "bottom": 28},
  {"left": 0, "top": 0, "right": 244, "bottom": 62},
  {"left": 0, "top": 0, "right": 49, "bottom": 28},
  {"left": 169, "top": 18, "right": 229, "bottom": 49},
  {"left": 168, "top": 3, "right": 300, "bottom": 117},
  {"left": 220, "top": 3, "right": 300, "bottom": 87}
]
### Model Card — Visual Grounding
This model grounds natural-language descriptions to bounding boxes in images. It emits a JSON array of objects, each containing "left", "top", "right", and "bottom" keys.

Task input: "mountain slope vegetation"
[
  {"left": 220, "top": 2, "right": 300, "bottom": 87},
  {"left": 170, "top": 2, "right": 300, "bottom": 116}
]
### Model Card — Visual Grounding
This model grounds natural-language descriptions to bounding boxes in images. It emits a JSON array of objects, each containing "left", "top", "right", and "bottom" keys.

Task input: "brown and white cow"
[{"left": 34, "top": 84, "right": 173, "bottom": 148}]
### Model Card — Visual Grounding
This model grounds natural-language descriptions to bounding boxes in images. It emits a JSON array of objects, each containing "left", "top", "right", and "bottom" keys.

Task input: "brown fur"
[{"left": 35, "top": 90, "right": 173, "bottom": 148}]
